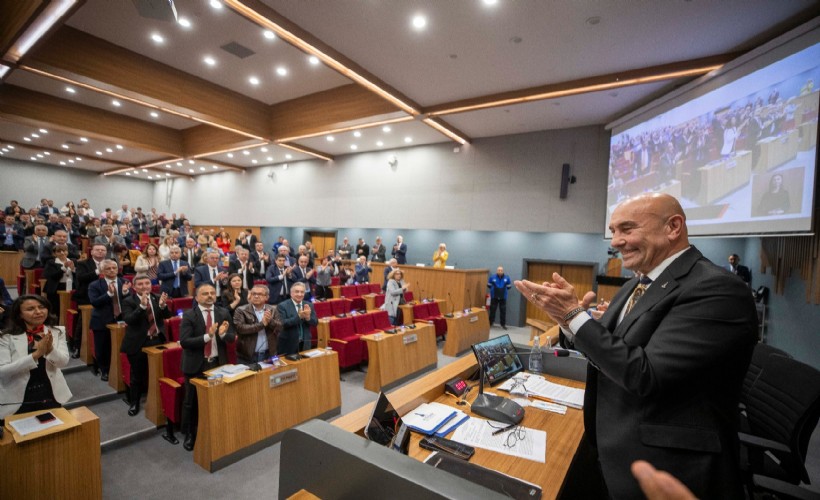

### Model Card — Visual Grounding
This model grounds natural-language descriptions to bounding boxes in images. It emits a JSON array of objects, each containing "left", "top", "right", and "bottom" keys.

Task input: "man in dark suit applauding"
[
  {"left": 276, "top": 282, "right": 317, "bottom": 355},
  {"left": 179, "top": 283, "right": 235, "bottom": 451},
  {"left": 516, "top": 193, "right": 757, "bottom": 499},
  {"left": 121, "top": 275, "right": 171, "bottom": 416},
  {"left": 726, "top": 254, "right": 752, "bottom": 286},
  {"left": 157, "top": 246, "right": 192, "bottom": 297},
  {"left": 391, "top": 235, "right": 407, "bottom": 264},
  {"left": 266, "top": 255, "right": 293, "bottom": 305},
  {"left": 88, "top": 259, "right": 132, "bottom": 381},
  {"left": 21, "top": 224, "right": 50, "bottom": 269},
  {"left": 194, "top": 250, "right": 229, "bottom": 296},
  {"left": 249, "top": 241, "right": 270, "bottom": 280},
  {"left": 228, "top": 247, "right": 255, "bottom": 290}
]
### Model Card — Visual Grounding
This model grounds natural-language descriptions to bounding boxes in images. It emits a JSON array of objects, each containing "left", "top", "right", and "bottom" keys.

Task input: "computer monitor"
[
  {"left": 364, "top": 392, "right": 410, "bottom": 454},
  {"left": 471, "top": 334, "right": 524, "bottom": 386}
]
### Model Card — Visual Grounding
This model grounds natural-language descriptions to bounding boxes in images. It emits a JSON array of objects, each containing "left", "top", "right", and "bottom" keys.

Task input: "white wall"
[
  {"left": 0, "top": 158, "right": 155, "bottom": 213},
  {"left": 151, "top": 126, "right": 610, "bottom": 233}
]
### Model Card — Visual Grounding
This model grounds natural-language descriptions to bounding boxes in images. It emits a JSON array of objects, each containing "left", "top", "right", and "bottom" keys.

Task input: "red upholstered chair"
[
  {"left": 226, "top": 338, "right": 237, "bottom": 364},
  {"left": 158, "top": 347, "right": 185, "bottom": 444},
  {"left": 413, "top": 302, "right": 431, "bottom": 320},
  {"left": 328, "top": 317, "right": 363, "bottom": 369},
  {"left": 374, "top": 294, "right": 385, "bottom": 309},
  {"left": 353, "top": 314, "right": 380, "bottom": 336},
  {"left": 168, "top": 296, "right": 193, "bottom": 314},
  {"left": 139, "top": 234, "right": 150, "bottom": 246},
  {"left": 120, "top": 352, "right": 133, "bottom": 394},
  {"left": 17, "top": 274, "right": 25, "bottom": 295},
  {"left": 372, "top": 311, "right": 393, "bottom": 331},
  {"left": 122, "top": 274, "right": 135, "bottom": 284},
  {"left": 369, "top": 283, "right": 381, "bottom": 294},
  {"left": 404, "top": 291, "right": 414, "bottom": 302},
  {"left": 329, "top": 299, "right": 351, "bottom": 316},
  {"left": 163, "top": 316, "right": 182, "bottom": 342},
  {"left": 356, "top": 284, "right": 371, "bottom": 296},
  {"left": 65, "top": 309, "right": 78, "bottom": 340},
  {"left": 314, "top": 301, "right": 333, "bottom": 319},
  {"left": 27, "top": 268, "right": 44, "bottom": 294},
  {"left": 340, "top": 285, "right": 357, "bottom": 298},
  {"left": 426, "top": 302, "right": 448, "bottom": 338},
  {"left": 253, "top": 279, "right": 266, "bottom": 286},
  {"left": 331, "top": 276, "right": 340, "bottom": 286},
  {"left": 151, "top": 285, "right": 161, "bottom": 294}
]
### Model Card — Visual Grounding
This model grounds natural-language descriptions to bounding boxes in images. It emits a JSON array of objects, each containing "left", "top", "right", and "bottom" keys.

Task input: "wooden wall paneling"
[
  {"left": 24, "top": 26, "right": 270, "bottom": 140},
  {"left": 524, "top": 261, "right": 596, "bottom": 325},
  {"left": 0, "top": 251, "right": 23, "bottom": 284},
  {"left": 0, "top": 84, "right": 183, "bottom": 156},
  {"left": 525, "top": 262, "right": 562, "bottom": 325},
  {"left": 0, "top": 1, "right": 46, "bottom": 59}
]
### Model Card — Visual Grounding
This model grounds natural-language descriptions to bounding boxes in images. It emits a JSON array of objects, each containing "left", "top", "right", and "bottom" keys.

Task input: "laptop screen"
[{"left": 471, "top": 334, "right": 524, "bottom": 385}]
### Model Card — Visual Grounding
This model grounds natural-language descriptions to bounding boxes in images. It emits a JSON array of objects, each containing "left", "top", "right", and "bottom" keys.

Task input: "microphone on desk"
[
  {"left": 471, "top": 351, "right": 525, "bottom": 425},
  {"left": 445, "top": 292, "right": 454, "bottom": 318}
]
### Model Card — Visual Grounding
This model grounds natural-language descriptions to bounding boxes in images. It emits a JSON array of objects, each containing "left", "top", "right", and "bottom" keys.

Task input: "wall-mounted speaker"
[{"left": 559, "top": 163, "right": 576, "bottom": 199}]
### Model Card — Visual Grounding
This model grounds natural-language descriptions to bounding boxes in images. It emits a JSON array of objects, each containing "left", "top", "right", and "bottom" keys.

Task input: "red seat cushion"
[
  {"left": 340, "top": 285, "right": 357, "bottom": 298},
  {"left": 353, "top": 314, "right": 379, "bottom": 335},
  {"left": 164, "top": 316, "right": 182, "bottom": 342},
  {"left": 372, "top": 311, "right": 392, "bottom": 330},
  {"left": 314, "top": 301, "right": 332, "bottom": 318},
  {"left": 356, "top": 284, "right": 370, "bottom": 296},
  {"left": 369, "top": 283, "right": 381, "bottom": 294}
]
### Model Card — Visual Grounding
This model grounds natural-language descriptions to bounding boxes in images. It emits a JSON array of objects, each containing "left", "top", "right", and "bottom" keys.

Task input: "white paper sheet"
[
  {"left": 8, "top": 414, "right": 64, "bottom": 437},
  {"left": 451, "top": 417, "right": 547, "bottom": 463},
  {"left": 498, "top": 373, "right": 584, "bottom": 409}
]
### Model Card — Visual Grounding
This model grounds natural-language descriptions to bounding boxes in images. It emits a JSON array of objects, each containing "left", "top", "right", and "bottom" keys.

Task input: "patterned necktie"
[
  {"left": 173, "top": 260, "right": 180, "bottom": 288},
  {"left": 112, "top": 281, "right": 121, "bottom": 317},
  {"left": 204, "top": 308, "right": 213, "bottom": 358},
  {"left": 146, "top": 296, "right": 158, "bottom": 337},
  {"left": 625, "top": 276, "right": 653, "bottom": 315}
]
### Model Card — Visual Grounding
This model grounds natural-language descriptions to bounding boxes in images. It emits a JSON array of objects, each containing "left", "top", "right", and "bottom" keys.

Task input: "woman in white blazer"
[
  {"left": 383, "top": 269, "right": 409, "bottom": 326},
  {"left": 0, "top": 295, "right": 72, "bottom": 419}
]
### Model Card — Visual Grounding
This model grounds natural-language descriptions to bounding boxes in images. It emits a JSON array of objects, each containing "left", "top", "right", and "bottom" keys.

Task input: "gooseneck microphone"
[{"left": 445, "top": 292, "right": 455, "bottom": 318}]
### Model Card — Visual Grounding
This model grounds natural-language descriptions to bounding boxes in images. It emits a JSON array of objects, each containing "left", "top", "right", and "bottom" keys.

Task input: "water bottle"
[{"left": 529, "top": 335, "right": 542, "bottom": 373}]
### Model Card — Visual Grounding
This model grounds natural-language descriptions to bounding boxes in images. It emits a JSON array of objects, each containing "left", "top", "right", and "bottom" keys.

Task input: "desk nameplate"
[{"left": 270, "top": 369, "right": 298, "bottom": 388}]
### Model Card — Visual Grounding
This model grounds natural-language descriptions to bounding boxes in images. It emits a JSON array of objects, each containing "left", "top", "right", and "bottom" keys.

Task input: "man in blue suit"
[
  {"left": 391, "top": 235, "right": 407, "bottom": 264},
  {"left": 157, "top": 246, "right": 192, "bottom": 297},
  {"left": 290, "top": 255, "right": 315, "bottom": 301},
  {"left": 193, "top": 250, "right": 228, "bottom": 296},
  {"left": 276, "top": 283, "right": 317, "bottom": 354},
  {"left": 266, "top": 254, "right": 293, "bottom": 305},
  {"left": 88, "top": 259, "right": 132, "bottom": 381}
]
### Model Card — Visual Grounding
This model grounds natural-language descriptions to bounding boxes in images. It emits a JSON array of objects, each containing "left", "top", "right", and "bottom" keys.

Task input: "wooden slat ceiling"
[{"left": 0, "top": 0, "right": 817, "bottom": 180}]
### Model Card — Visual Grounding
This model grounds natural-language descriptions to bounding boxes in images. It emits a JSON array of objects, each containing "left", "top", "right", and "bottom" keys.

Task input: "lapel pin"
[{"left": 661, "top": 282, "right": 668, "bottom": 289}]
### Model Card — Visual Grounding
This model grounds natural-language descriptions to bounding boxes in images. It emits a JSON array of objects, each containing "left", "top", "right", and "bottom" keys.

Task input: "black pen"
[{"left": 492, "top": 423, "right": 515, "bottom": 436}]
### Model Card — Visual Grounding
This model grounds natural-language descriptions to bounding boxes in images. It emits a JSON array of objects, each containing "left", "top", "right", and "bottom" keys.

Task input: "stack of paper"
[
  {"left": 498, "top": 373, "right": 584, "bottom": 409},
  {"left": 402, "top": 402, "right": 458, "bottom": 435},
  {"left": 451, "top": 417, "right": 547, "bottom": 463}
]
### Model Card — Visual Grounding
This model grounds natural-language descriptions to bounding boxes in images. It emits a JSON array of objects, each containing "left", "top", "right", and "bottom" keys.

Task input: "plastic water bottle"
[{"left": 529, "top": 335, "right": 542, "bottom": 373}]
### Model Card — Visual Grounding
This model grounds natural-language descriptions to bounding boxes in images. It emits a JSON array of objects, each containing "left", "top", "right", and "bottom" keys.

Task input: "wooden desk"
[
  {"left": 107, "top": 322, "right": 126, "bottom": 392},
  {"left": 0, "top": 406, "right": 102, "bottom": 500},
  {"left": 361, "top": 323, "right": 437, "bottom": 392},
  {"left": 370, "top": 263, "right": 488, "bottom": 312},
  {"left": 398, "top": 298, "right": 447, "bottom": 326},
  {"left": 363, "top": 293, "right": 381, "bottom": 311},
  {"left": 330, "top": 285, "right": 341, "bottom": 299},
  {"left": 442, "top": 307, "right": 490, "bottom": 357},
  {"left": 755, "top": 130, "right": 798, "bottom": 172},
  {"left": 0, "top": 250, "right": 22, "bottom": 285},
  {"left": 799, "top": 120, "right": 817, "bottom": 151},
  {"left": 333, "top": 356, "right": 586, "bottom": 499},
  {"left": 143, "top": 342, "right": 179, "bottom": 426},
  {"left": 78, "top": 304, "right": 94, "bottom": 365},
  {"left": 57, "top": 290, "right": 72, "bottom": 326},
  {"left": 696, "top": 151, "right": 752, "bottom": 205},
  {"left": 191, "top": 351, "right": 342, "bottom": 472}
]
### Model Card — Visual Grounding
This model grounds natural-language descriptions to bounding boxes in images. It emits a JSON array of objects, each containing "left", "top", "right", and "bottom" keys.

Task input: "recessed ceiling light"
[
  {"left": 31, "top": 133, "right": 39, "bottom": 138},
  {"left": 126, "top": 172, "right": 130, "bottom": 176},
  {"left": 266, "top": 156, "right": 273, "bottom": 161},
  {"left": 142, "top": 169, "right": 148, "bottom": 173},
  {"left": 147, "top": 175, "right": 153, "bottom": 179},
  {"left": 39, "top": 128, "right": 48, "bottom": 134},
  {"left": 177, "top": 17, "right": 191, "bottom": 28},
  {"left": 30, "top": 157, "right": 36, "bottom": 160},
  {"left": 308, "top": 56, "right": 320, "bottom": 65},
  {"left": 404, "top": 137, "right": 413, "bottom": 143},
  {"left": 212, "top": 165, "right": 218, "bottom": 169},
  {"left": 65, "top": 86, "right": 76, "bottom": 93},
  {"left": 132, "top": 170, "right": 138, "bottom": 175},
  {"left": 151, "top": 33, "right": 164, "bottom": 44},
  {"left": 23, "top": 137, "right": 31, "bottom": 142},
  {"left": 165, "top": 164, "right": 171, "bottom": 168},
  {"left": 59, "top": 161, "right": 65, "bottom": 165},
  {"left": 350, "top": 145, "right": 358, "bottom": 150},
  {"left": 188, "top": 168, "right": 195, "bottom": 173},
  {"left": 209, "top": 0, "right": 222, "bottom": 9},
  {"left": 203, "top": 56, "right": 216, "bottom": 66},
  {"left": 80, "top": 137, "right": 88, "bottom": 142},
  {"left": 112, "top": 100, "right": 121, "bottom": 107},
  {"left": 242, "top": 150, "right": 250, "bottom": 156},
  {"left": 275, "top": 66, "right": 288, "bottom": 77},
  {"left": 116, "top": 144, "right": 123, "bottom": 150},
  {"left": 43, "top": 152, "right": 50, "bottom": 156},
  {"left": 61, "top": 144, "right": 69, "bottom": 149},
  {"left": 227, "top": 153, "right": 234, "bottom": 158},
  {"left": 188, "top": 160, "right": 195, "bottom": 164},
  {"left": 176, "top": 161, "right": 182, "bottom": 166},
  {"left": 382, "top": 126, "right": 392, "bottom": 133},
  {"left": 6, "top": 146, "right": 13, "bottom": 149},
  {"left": 68, "top": 159, "right": 74, "bottom": 163},
  {"left": 285, "top": 154, "right": 292, "bottom": 159},
  {"left": 105, "top": 148, "right": 113, "bottom": 153},
  {"left": 199, "top": 166, "right": 206, "bottom": 171},
  {"left": 251, "top": 159, "right": 258, "bottom": 164},
  {"left": 263, "top": 30, "right": 275, "bottom": 40},
  {"left": 411, "top": 15, "right": 427, "bottom": 30},
  {"left": 75, "top": 157, "right": 81, "bottom": 161},
  {"left": 260, "top": 147, "right": 268, "bottom": 152},
  {"left": 248, "top": 76, "right": 260, "bottom": 85},
  {"left": 165, "top": 173, "right": 171, "bottom": 176},
  {"left": 326, "top": 136, "right": 335, "bottom": 142},
  {"left": 482, "top": 0, "right": 498, "bottom": 5},
  {"left": 36, "top": 154, "right": 43, "bottom": 158},
  {"left": 95, "top": 151, "right": 103, "bottom": 155},
  {"left": 150, "top": 111, "right": 159, "bottom": 118},
  {"left": 353, "top": 130, "right": 361, "bottom": 138}
]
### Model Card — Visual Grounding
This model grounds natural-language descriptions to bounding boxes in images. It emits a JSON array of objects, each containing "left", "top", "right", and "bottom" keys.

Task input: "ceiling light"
[
  {"left": 209, "top": 0, "right": 222, "bottom": 9},
  {"left": 404, "top": 137, "right": 413, "bottom": 143},
  {"left": 80, "top": 137, "right": 88, "bottom": 142},
  {"left": 105, "top": 148, "right": 113, "bottom": 153},
  {"left": 350, "top": 145, "right": 358, "bottom": 150},
  {"left": 63, "top": 86, "right": 75, "bottom": 94},
  {"left": 382, "top": 126, "right": 392, "bottom": 133},
  {"left": 176, "top": 161, "right": 182, "bottom": 166},
  {"left": 30, "top": 157, "right": 36, "bottom": 160},
  {"left": 132, "top": 170, "right": 138, "bottom": 174},
  {"left": 263, "top": 30, "right": 275, "bottom": 40},
  {"left": 411, "top": 15, "right": 427, "bottom": 30},
  {"left": 6, "top": 146, "right": 13, "bottom": 149},
  {"left": 112, "top": 100, "right": 121, "bottom": 107},
  {"left": 199, "top": 166, "right": 206, "bottom": 171},
  {"left": 43, "top": 152, "right": 50, "bottom": 156},
  {"left": 353, "top": 131, "right": 361, "bottom": 138},
  {"left": 266, "top": 156, "right": 273, "bottom": 161},
  {"left": 308, "top": 56, "right": 319, "bottom": 65},
  {"left": 125, "top": 172, "right": 131, "bottom": 176},
  {"left": 326, "top": 136, "right": 335, "bottom": 142},
  {"left": 39, "top": 128, "right": 48, "bottom": 134},
  {"left": 59, "top": 161, "right": 65, "bottom": 165},
  {"left": 285, "top": 154, "right": 292, "bottom": 159},
  {"left": 68, "top": 159, "right": 74, "bottom": 163},
  {"left": 36, "top": 154, "right": 43, "bottom": 158},
  {"left": 150, "top": 33, "right": 164, "bottom": 44},
  {"left": 187, "top": 159, "right": 194, "bottom": 164},
  {"left": 260, "top": 147, "right": 268, "bottom": 152},
  {"left": 165, "top": 173, "right": 170, "bottom": 176},
  {"left": 61, "top": 144, "right": 69, "bottom": 149},
  {"left": 31, "top": 133, "right": 39, "bottom": 138},
  {"left": 251, "top": 159, "right": 257, "bottom": 164},
  {"left": 5, "top": 0, "right": 75, "bottom": 64},
  {"left": 142, "top": 169, "right": 148, "bottom": 172},
  {"left": 275, "top": 66, "right": 288, "bottom": 76},
  {"left": 147, "top": 176, "right": 153, "bottom": 179},
  {"left": 248, "top": 76, "right": 260, "bottom": 85},
  {"left": 23, "top": 137, "right": 31, "bottom": 142},
  {"left": 75, "top": 157, "right": 80, "bottom": 161},
  {"left": 116, "top": 144, "right": 123, "bottom": 150},
  {"left": 242, "top": 150, "right": 250, "bottom": 156},
  {"left": 150, "top": 111, "right": 159, "bottom": 118},
  {"left": 95, "top": 151, "right": 102, "bottom": 155},
  {"left": 227, "top": 153, "right": 234, "bottom": 158},
  {"left": 203, "top": 56, "right": 216, "bottom": 66},
  {"left": 482, "top": 0, "right": 498, "bottom": 5},
  {"left": 177, "top": 17, "right": 191, "bottom": 28},
  {"left": 212, "top": 165, "right": 218, "bottom": 169},
  {"left": 188, "top": 168, "right": 194, "bottom": 173},
  {"left": 165, "top": 164, "right": 171, "bottom": 168}
]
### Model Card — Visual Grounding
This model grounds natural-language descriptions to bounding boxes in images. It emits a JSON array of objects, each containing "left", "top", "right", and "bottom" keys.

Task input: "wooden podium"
[
  {"left": 361, "top": 323, "right": 437, "bottom": 392},
  {"left": 370, "top": 263, "right": 488, "bottom": 311},
  {"left": 442, "top": 307, "right": 490, "bottom": 357}
]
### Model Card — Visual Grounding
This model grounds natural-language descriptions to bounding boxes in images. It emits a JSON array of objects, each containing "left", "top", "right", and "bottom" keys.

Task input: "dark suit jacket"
[
  {"left": 21, "top": 235, "right": 48, "bottom": 268},
  {"left": 232, "top": 303, "right": 281, "bottom": 361},
  {"left": 1, "top": 224, "right": 24, "bottom": 250},
  {"left": 562, "top": 247, "right": 757, "bottom": 499},
  {"left": 73, "top": 258, "right": 103, "bottom": 305},
  {"left": 265, "top": 266, "right": 291, "bottom": 304},
  {"left": 370, "top": 244, "right": 386, "bottom": 263},
  {"left": 0, "top": 277, "right": 12, "bottom": 326},
  {"left": 276, "top": 299, "right": 317, "bottom": 355},
  {"left": 392, "top": 243, "right": 407, "bottom": 264},
  {"left": 42, "top": 241, "right": 80, "bottom": 262},
  {"left": 43, "top": 258, "right": 74, "bottom": 295},
  {"left": 157, "top": 259, "right": 192, "bottom": 295},
  {"left": 235, "top": 234, "right": 257, "bottom": 251},
  {"left": 249, "top": 250, "right": 270, "bottom": 279},
  {"left": 228, "top": 259, "right": 256, "bottom": 288},
  {"left": 181, "top": 247, "right": 203, "bottom": 268},
  {"left": 88, "top": 277, "right": 130, "bottom": 331},
  {"left": 290, "top": 266, "right": 315, "bottom": 294},
  {"left": 727, "top": 264, "right": 752, "bottom": 285},
  {"left": 120, "top": 294, "right": 172, "bottom": 355},
  {"left": 179, "top": 305, "right": 235, "bottom": 375},
  {"left": 193, "top": 264, "right": 228, "bottom": 290}
]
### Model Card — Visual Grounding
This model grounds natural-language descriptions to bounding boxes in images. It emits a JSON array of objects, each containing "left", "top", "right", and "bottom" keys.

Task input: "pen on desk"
[{"left": 492, "top": 423, "right": 516, "bottom": 436}]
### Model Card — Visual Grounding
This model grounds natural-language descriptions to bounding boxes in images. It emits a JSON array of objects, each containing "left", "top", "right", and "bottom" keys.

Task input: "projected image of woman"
[
  {"left": 758, "top": 174, "right": 790, "bottom": 216},
  {"left": 721, "top": 116, "right": 739, "bottom": 157}
]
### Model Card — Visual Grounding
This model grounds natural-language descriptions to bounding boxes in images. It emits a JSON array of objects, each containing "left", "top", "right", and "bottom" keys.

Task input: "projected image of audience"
[{"left": 606, "top": 39, "right": 819, "bottom": 237}]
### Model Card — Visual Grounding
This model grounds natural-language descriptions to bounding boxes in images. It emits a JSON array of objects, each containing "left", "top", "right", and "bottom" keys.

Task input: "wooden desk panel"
[
  {"left": 361, "top": 323, "right": 437, "bottom": 392},
  {"left": 0, "top": 406, "right": 102, "bottom": 500},
  {"left": 696, "top": 151, "right": 752, "bottom": 205},
  {"left": 143, "top": 342, "right": 179, "bottom": 426},
  {"left": 58, "top": 290, "right": 72, "bottom": 326},
  {"left": 0, "top": 251, "right": 22, "bottom": 285},
  {"left": 107, "top": 323, "right": 126, "bottom": 392},
  {"left": 755, "top": 130, "right": 798, "bottom": 172},
  {"left": 192, "top": 351, "right": 341, "bottom": 472},
  {"left": 442, "top": 307, "right": 490, "bottom": 357},
  {"left": 78, "top": 304, "right": 93, "bottom": 365},
  {"left": 371, "top": 263, "right": 488, "bottom": 312},
  {"left": 332, "top": 356, "right": 586, "bottom": 500},
  {"left": 799, "top": 120, "right": 817, "bottom": 151}
]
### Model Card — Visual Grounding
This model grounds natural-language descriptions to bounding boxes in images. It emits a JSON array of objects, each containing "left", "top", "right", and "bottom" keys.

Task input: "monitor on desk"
[
  {"left": 365, "top": 392, "right": 410, "bottom": 454},
  {"left": 471, "top": 334, "right": 524, "bottom": 386}
]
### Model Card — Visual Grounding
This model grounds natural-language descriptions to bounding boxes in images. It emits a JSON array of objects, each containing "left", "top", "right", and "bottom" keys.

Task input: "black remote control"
[{"left": 419, "top": 435, "right": 475, "bottom": 460}]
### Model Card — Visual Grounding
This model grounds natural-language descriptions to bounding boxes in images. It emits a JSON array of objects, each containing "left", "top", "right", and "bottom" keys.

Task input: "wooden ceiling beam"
[
  {"left": 0, "top": 84, "right": 184, "bottom": 156},
  {"left": 0, "top": 1, "right": 48, "bottom": 64},
  {"left": 424, "top": 53, "right": 741, "bottom": 116},
  {"left": 182, "top": 125, "right": 264, "bottom": 159},
  {"left": 0, "top": 136, "right": 133, "bottom": 167},
  {"left": 23, "top": 25, "right": 270, "bottom": 140}
]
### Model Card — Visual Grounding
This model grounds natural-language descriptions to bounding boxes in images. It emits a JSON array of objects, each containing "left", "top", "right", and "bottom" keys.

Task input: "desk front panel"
[
  {"left": 362, "top": 323, "right": 437, "bottom": 392},
  {"left": 0, "top": 251, "right": 22, "bottom": 285},
  {"left": 371, "top": 263, "right": 488, "bottom": 311},
  {"left": 443, "top": 307, "right": 490, "bottom": 357}
]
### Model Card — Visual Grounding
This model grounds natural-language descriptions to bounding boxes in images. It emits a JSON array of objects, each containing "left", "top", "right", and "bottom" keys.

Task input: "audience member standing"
[
  {"left": 392, "top": 235, "right": 407, "bottom": 264},
  {"left": 88, "top": 260, "right": 131, "bottom": 381},
  {"left": 487, "top": 266, "right": 512, "bottom": 329},
  {"left": 233, "top": 285, "right": 281, "bottom": 364},
  {"left": 276, "top": 283, "right": 317, "bottom": 354}
]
